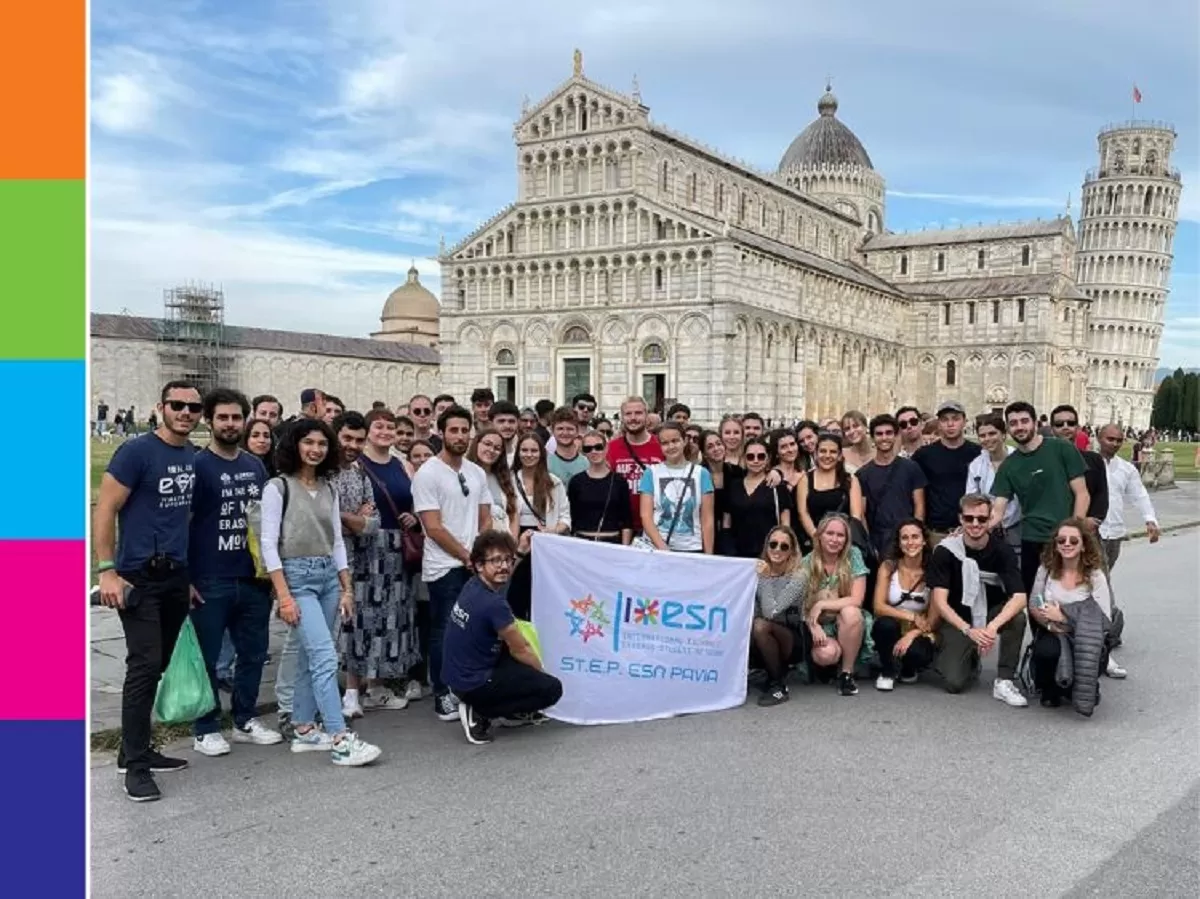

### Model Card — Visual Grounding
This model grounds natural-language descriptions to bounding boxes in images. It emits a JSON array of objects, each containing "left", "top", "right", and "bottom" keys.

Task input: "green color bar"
[{"left": 0, "top": 179, "right": 85, "bottom": 358}]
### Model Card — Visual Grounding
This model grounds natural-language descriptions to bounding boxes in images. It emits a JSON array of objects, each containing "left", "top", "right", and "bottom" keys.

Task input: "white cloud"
[
  {"left": 92, "top": 72, "right": 158, "bottom": 134},
  {"left": 888, "top": 190, "right": 1060, "bottom": 210}
]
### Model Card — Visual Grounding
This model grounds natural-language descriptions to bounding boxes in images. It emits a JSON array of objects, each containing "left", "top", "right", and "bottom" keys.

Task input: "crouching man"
[
  {"left": 442, "top": 530, "right": 563, "bottom": 745},
  {"left": 927, "top": 493, "right": 1030, "bottom": 707}
]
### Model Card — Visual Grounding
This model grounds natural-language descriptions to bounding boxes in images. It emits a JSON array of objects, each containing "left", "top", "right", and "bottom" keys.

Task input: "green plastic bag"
[
  {"left": 516, "top": 619, "right": 541, "bottom": 663},
  {"left": 154, "top": 618, "right": 216, "bottom": 724}
]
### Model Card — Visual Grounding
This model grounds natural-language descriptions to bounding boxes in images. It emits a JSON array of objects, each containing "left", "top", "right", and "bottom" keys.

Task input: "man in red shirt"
[{"left": 606, "top": 396, "right": 664, "bottom": 531}]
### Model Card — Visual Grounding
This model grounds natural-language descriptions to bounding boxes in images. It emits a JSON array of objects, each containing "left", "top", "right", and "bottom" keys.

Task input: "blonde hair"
[
  {"left": 620, "top": 396, "right": 647, "bottom": 414},
  {"left": 759, "top": 525, "right": 802, "bottom": 575},
  {"left": 803, "top": 513, "right": 856, "bottom": 611}
]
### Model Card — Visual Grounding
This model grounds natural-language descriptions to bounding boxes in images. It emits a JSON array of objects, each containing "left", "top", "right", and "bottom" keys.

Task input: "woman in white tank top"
[{"left": 870, "top": 518, "right": 939, "bottom": 691}]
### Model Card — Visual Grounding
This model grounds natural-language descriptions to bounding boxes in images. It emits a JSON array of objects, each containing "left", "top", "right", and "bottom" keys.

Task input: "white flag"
[{"left": 531, "top": 534, "right": 756, "bottom": 725}]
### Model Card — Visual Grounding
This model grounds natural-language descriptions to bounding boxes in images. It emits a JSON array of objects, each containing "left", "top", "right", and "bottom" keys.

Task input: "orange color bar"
[{"left": 0, "top": 1, "right": 86, "bottom": 178}]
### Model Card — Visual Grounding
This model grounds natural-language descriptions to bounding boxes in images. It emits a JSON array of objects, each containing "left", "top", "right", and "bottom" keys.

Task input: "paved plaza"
[{"left": 90, "top": 524, "right": 1199, "bottom": 897}]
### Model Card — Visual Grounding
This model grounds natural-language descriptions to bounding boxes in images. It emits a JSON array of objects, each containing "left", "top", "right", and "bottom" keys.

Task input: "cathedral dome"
[
  {"left": 381, "top": 265, "right": 438, "bottom": 322},
  {"left": 778, "top": 87, "right": 874, "bottom": 172},
  {"left": 374, "top": 264, "right": 439, "bottom": 347}
]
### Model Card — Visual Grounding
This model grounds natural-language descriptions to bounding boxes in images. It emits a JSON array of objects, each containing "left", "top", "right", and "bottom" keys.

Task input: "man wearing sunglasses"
[
  {"left": 1049, "top": 405, "right": 1109, "bottom": 534},
  {"left": 93, "top": 380, "right": 202, "bottom": 802},
  {"left": 928, "top": 493, "right": 1029, "bottom": 707},
  {"left": 407, "top": 393, "right": 443, "bottom": 453},
  {"left": 894, "top": 406, "right": 924, "bottom": 458}
]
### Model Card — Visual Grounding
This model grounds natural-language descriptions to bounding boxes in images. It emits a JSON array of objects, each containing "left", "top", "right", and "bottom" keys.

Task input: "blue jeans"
[
  {"left": 190, "top": 577, "right": 272, "bottom": 736},
  {"left": 427, "top": 566, "right": 471, "bottom": 697},
  {"left": 281, "top": 557, "right": 346, "bottom": 735},
  {"left": 216, "top": 631, "right": 235, "bottom": 680}
]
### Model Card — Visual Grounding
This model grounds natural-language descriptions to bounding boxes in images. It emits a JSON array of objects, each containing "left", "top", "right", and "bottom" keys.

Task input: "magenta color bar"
[{"left": 0, "top": 540, "right": 87, "bottom": 719}]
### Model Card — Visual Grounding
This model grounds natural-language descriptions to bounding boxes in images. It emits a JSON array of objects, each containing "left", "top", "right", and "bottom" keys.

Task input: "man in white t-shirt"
[{"left": 412, "top": 406, "right": 493, "bottom": 721}]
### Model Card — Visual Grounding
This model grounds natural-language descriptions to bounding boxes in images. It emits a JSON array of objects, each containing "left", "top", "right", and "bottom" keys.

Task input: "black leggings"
[
  {"left": 751, "top": 618, "right": 795, "bottom": 682},
  {"left": 871, "top": 616, "right": 936, "bottom": 679},
  {"left": 1020, "top": 541, "right": 1046, "bottom": 596},
  {"left": 459, "top": 655, "right": 563, "bottom": 720}
]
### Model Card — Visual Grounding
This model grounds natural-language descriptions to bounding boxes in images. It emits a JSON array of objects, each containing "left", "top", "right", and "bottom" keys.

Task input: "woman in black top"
[
  {"left": 723, "top": 438, "right": 792, "bottom": 558},
  {"left": 794, "top": 432, "right": 863, "bottom": 554},
  {"left": 701, "top": 430, "right": 742, "bottom": 555},
  {"left": 567, "top": 430, "right": 633, "bottom": 544}
]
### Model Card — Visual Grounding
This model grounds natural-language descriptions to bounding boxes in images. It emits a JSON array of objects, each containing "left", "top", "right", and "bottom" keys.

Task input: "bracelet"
[{"left": 97, "top": 561, "right": 115, "bottom": 573}]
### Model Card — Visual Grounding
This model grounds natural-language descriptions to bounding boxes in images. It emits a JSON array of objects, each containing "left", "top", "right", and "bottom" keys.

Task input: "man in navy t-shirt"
[
  {"left": 93, "top": 380, "right": 201, "bottom": 802},
  {"left": 442, "top": 530, "right": 562, "bottom": 745},
  {"left": 188, "top": 388, "right": 282, "bottom": 757}
]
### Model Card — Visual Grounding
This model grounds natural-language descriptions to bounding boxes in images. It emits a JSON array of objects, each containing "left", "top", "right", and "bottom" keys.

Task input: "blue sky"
[{"left": 91, "top": 0, "right": 1198, "bottom": 367}]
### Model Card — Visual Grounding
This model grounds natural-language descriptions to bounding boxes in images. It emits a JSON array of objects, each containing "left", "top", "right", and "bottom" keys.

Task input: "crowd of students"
[{"left": 92, "top": 382, "right": 1161, "bottom": 803}]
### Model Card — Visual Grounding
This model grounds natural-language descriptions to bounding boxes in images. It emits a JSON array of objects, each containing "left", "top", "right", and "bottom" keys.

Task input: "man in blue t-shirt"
[
  {"left": 188, "top": 388, "right": 282, "bottom": 757},
  {"left": 442, "top": 531, "right": 562, "bottom": 745},
  {"left": 93, "top": 380, "right": 201, "bottom": 802}
]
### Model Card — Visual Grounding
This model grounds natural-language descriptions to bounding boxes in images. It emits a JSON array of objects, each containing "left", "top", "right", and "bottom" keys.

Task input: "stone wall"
[{"left": 90, "top": 337, "right": 439, "bottom": 422}]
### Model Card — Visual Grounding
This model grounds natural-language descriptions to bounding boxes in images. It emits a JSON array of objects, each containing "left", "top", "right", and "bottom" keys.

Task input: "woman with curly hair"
[
  {"left": 870, "top": 518, "right": 939, "bottom": 691},
  {"left": 262, "top": 418, "right": 381, "bottom": 766},
  {"left": 1028, "top": 518, "right": 1115, "bottom": 708}
]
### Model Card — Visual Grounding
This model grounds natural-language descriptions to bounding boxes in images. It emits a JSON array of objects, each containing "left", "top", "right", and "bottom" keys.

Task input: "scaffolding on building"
[{"left": 157, "top": 283, "right": 230, "bottom": 396}]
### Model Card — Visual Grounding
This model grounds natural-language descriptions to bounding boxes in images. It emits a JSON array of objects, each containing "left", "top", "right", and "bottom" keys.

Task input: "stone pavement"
[
  {"left": 88, "top": 481, "right": 1199, "bottom": 735},
  {"left": 90, "top": 532, "right": 1200, "bottom": 898}
]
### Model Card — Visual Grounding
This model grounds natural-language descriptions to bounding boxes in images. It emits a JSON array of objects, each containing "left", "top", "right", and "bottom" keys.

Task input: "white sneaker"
[
  {"left": 342, "top": 694, "right": 364, "bottom": 719},
  {"left": 231, "top": 718, "right": 283, "bottom": 745},
  {"left": 331, "top": 732, "right": 382, "bottom": 767},
  {"left": 1106, "top": 654, "right": 1128, "bottom": 679},
  {"left": 361, "top": 687, "right": 409, "bottom": 711},
  {"left": 404, "top": 680, "right": 426, "bottom": 702},
  {"left": 992, "top": 678, "right": 1028, "bottom": 708},
  {"left": 875, "top": 675, "right": 895, "bottom": 692},
  {"left": 193, "top": 733, "right": 231, "bottom": 756},
  {"left": 290, "top": 728, "right": 334, "bottom": 753}
]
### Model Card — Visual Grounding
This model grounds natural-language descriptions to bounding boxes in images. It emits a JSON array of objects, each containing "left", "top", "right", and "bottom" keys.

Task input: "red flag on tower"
[{"left": 1133, "top": 84, "right": 1142, "bottom": 103}]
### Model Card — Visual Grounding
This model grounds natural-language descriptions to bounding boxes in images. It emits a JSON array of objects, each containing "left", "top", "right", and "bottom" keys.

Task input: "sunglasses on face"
[
  {"left": 166, "top": 400, "right": 203, "bottom": 413},
  {"left": 576, "top": 404, "right": 596, "bottom": 413},
  {"left": 1056, "top": 536, "right": 1081, "bottom": 546},
  {"left": 960, "top": 514, "right": 988, "bottom": 524},
  {"left": 1052, "top": 419, "right": 1077, "bottom": 428},
  {"left": 457, "top": 472, "right": 470, "bottom": 497},
  {"left": 744, "top": 452, "right": 768, "bottom": 461},
  {"left": 767, "top": 540, "right": 791, "bottom": 551},
  {"left": 898, "top": 418, "right": 919, "bottom": 428},
  {"left": 411, "top": 407, "right": 432, "bottom": 416},
  {"left": 483, "top": 555, "right": 514, "bottom": 567},
  {"left": 582, "top": 443, "right": 606, "bottom": 453}
]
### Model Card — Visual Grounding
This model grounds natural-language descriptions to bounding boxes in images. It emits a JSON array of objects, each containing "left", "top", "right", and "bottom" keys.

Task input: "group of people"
[{"left": 92, "top": 381, "right": 1161, "bottom": 803}]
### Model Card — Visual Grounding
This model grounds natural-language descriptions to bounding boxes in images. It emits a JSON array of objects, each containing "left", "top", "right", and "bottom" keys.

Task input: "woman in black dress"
[
  {"left": 701, "top": 429, "right": 742, "bottom": 556},
  {"left": 794, "top": 432, "right": 863, "bottom": 554}
]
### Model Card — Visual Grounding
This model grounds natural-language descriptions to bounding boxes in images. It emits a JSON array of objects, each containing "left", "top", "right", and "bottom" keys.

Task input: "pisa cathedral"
[{"left": 436, "top": 55, "right": 1182, "bottom": 428}]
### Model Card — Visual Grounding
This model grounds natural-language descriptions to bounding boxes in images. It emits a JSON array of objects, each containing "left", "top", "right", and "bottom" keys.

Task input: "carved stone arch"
[
  {"left": 490, "top": 319, "right": 520, "bottom": 345},
  {"left": 988, "top": 352, "right": 1009, "bottom": 368},
  {"left": 638, "top": 338, "right": 668, "bottom": 365},
  {"left": 965, "top": 352, "right": 984, "bottom": 369},
  {"left": 557, "top": 315, "right": 594, "bottom": 345},
  {"left": 985, "top": 384, "right": 1009, "bottom": 405},
  {"left": 633, "top": 313, "right": 671, "bottom": 340},
  {"left": 674, "top": 313, "right": 711, "bottom": 344},
  {"left": 918, "top": 353, "right": 936, "bottom": 371},
  {"left": 1014, "top": 351, "right": 1036, "bottom": 368},
  {"left": 523, "top": 317, "right": 552, "bottom": 346},
  {"left": 457, "top": 322, "right": 485, "bottom": 344}
]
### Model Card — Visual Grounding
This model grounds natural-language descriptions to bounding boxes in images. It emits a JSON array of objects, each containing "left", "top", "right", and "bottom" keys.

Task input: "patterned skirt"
[{"left": 341, "top": 528, "right": 420, "bottom": 679}]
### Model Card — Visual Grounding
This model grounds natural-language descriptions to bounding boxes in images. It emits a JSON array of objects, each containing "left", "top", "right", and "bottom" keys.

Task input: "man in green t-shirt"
[{"left": 989, "top": 401, "right": 1089, "bottom": 593}]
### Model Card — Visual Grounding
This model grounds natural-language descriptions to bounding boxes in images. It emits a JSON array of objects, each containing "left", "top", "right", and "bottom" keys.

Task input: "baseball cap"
[
  {"left": 936, "top": 400, "right": 966, "bottom": 416},
  {"left": 300, "top": 388, "right": 322, "bottom": 406}
]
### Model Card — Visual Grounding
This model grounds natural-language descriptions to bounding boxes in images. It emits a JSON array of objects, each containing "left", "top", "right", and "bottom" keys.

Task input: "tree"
[
  {"left": 1152, "top": 375, "right": 1179, "bottom": 429},
  {"left": 1180, "top": 372, "right": 1199, "bottom": 432}
]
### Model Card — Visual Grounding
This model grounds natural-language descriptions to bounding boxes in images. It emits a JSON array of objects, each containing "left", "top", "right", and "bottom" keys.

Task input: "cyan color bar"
[{"left": 0, "top": 360, "right": 85, "bottom": 538}]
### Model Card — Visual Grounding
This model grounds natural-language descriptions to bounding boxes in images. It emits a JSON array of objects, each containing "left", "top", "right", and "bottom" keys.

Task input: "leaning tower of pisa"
[{"left": 1076, "top": 120, "right": 1183, "bottom": 429}]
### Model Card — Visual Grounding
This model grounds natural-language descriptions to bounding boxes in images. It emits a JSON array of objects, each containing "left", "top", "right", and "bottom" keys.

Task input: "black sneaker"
[
  {"left": 497, "top": 711, "right": 548, "bottom": 728},
  {"left": 277, "top": 712, "right": 296, "bottom": 742},
  {"left": 757, "top": 683, "right": 789, "bottom": 707},
  {"left": 435, "top": 693, "right": 460, "bottom": 722},
  {"left": 117, "top": 749, "right": 189, "bottom": 775},
  {"left": 458, "top": 703, "right": 493, "bottom": 745},
  {"left": 838, "top": 672, "right": 859, "bottom": 696},
  {"left": 123, "top": 770, "right": 162, "bottom": 803}
]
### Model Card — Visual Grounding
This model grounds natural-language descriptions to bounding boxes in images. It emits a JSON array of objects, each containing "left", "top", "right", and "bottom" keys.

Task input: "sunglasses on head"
[
  {"left": 166, "top": 400, "right": 203, "bottom": 414},
  {"left": 582, "top": 442, "right": 606, "bottom": 453},
  {"left": 1056, "top": 535, "right": 1081, "bottom": 546},
  {"left": 767, "top": 540, "right": 791, "bottom": 551},
  {"left": 960, "top": 514, "right": 988, "bottom": 524}
]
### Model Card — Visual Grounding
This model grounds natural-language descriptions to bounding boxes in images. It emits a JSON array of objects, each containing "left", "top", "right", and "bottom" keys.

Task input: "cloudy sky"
[{"left": 91, "top": 0, "right": 1198, "bottom": 367}]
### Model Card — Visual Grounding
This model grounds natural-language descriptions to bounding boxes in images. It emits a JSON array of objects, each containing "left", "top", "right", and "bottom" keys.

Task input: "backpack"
[{"left": 246, "top": 477, "right": 289, "bottom": 579}]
